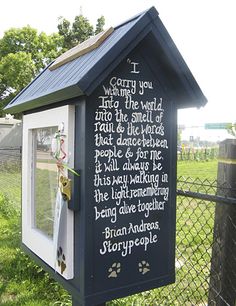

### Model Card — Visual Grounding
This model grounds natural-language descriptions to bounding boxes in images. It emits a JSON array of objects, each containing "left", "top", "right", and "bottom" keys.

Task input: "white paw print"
[
  {"left": 138, "top": 260, "right": 150, "bottom": 275},
  {"left": 108, "top": 262, "right": 121, "bottom": 278}
]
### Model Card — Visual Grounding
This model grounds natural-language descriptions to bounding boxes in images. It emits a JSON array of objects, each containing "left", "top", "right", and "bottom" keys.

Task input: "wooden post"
[{"left": 208, "top": 139, "right": 236, "bottom": 306}]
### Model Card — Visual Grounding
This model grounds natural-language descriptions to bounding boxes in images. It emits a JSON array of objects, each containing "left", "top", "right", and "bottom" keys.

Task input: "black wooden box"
[{"left": 5, "top": 6, "right": 207, "bottom": 306}]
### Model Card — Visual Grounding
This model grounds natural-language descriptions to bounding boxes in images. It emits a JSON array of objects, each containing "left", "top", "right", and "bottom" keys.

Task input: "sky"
[{"left": 0, "top": 0, "right": 236, "bottom": 140}]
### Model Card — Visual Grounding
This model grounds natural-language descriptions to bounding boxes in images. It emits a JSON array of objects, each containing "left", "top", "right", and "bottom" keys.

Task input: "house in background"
[
  {"left": 0, "top": 114, "right": 21, "bottom": 145},
  {"left": 0, "top": 115, "right": 22, "bottom": 163}
]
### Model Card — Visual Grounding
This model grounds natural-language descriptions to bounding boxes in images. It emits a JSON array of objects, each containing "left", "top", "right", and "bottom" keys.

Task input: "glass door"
[
  {"left": 33, "top": 126, "right": 58, "bottom": 237},
  {"left": 22, "top": 105, "right": 74, "bottom": 279}
]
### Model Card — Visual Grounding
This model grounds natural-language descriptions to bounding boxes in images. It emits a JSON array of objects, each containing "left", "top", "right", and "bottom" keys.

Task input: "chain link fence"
[
  {"left": 110, "top": 177, "right": 234, "bottom": 306},
  {"left": 0, "top": 147, "right": 21, "bottom": 206},
  {"left": 112, "top": 177, "right": 234, "bottom": 306},
  {"left": 176, "top": 178, "right": 236, "bottom": 306},
  {"left": 0, "top": 147, "right": 235, "bottom": 305}
]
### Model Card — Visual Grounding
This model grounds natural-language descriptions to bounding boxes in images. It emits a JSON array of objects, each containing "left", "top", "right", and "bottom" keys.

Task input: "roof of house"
[
  {"left": 0, "top": 116, "right": 21, "bottom": 125},
  {"left": 5, "top": 6, "right": 207, "bottom": 113}
]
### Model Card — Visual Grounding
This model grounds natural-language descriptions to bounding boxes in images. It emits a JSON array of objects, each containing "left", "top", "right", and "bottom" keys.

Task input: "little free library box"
[{"left": 5, "top": 7, "right": 207, "bottom": 306}]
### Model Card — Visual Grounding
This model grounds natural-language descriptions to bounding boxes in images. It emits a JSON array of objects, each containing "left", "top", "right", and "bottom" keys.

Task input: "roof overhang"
[{"left": 4, "top": 6, "right": 207, "bottom": 114}]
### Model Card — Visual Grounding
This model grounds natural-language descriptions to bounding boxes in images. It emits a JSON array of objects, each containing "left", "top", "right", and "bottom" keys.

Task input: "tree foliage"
[
  {"left": 95, "top": 16, "right": 106, "bottom": 35},
  {"left": 0, "top": 26, "right": 63, "bottom": 115},
  {"left": 0, "top": 27, "right": 62, "bottom": 70},
  {"left": 0, "top": 14, "right": 105, "bottom": 116},
  {"left": 0, "top": 52, "right": 35, "bottom": 94},
  {"left": 58, "top": 14, "right": 105, "bottom": 50}
]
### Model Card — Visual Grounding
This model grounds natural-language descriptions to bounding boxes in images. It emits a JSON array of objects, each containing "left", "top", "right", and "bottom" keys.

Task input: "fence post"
[{"left": 208, "top": 139, "right": 236, "bottom": 306}]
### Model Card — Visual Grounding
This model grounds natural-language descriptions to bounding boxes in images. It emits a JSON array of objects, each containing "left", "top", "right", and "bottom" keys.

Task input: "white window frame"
[{"left": 22, "top": 105, "right": 75, "bottom": 279}]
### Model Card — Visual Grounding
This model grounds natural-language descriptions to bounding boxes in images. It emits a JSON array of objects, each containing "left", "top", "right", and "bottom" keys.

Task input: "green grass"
[
  {"left": 0, "top": 193, "right": 70, "bottom": 306},
  {"left": 0, "top": 171, "right": 21, "bottom": 208},
  {"left": 0, "top": 160, "right": 218, "bottom": 305},
  {"left": 178, "top": 160, "right": 218, "bottom": 181},
  {"left": 35, "top": 168, "right": 57, "bottom": 237}
]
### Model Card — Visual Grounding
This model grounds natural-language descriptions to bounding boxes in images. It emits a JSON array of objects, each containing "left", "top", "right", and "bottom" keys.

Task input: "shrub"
[{"left": 0, "top": 192, "right": 20, "bottom": 219}]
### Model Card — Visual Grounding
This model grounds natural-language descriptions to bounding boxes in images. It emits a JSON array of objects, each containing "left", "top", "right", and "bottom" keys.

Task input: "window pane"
[{"left": 33, "top": 127, "right": 58, "bottom": 237}]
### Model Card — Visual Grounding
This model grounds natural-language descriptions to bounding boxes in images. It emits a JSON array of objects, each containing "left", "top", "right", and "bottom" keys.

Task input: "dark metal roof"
[{"left": 5, "top": 6, "right": 207, "bottom": 113}]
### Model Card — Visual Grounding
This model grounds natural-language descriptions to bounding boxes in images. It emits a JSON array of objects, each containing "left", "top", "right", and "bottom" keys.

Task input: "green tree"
[
  {"left": 95, "top": 16, "right": 105, "bottom": 35},
  {"left": 0, "top": 26, "right": 63, "bottom": 115},
  {"left": 227, "top": 123, "right": 236, "bottom": 137},
  {"left": 0, "top": 14, "right": 105, "bottom": 116},
  {"left": 72, "top": 15, "right": 94, "bottom": 44},
  {"left": 57, "top": 17, "right": 73, "bottom": 50},
  {"left": 0, "top": 52, "right": 35, "bottom": 114},
  {"left": 58, "top": 14, "right": 105, "bottom": 50}
]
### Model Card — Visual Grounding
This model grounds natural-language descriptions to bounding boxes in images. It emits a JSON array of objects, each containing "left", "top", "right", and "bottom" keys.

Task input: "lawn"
[
  {"left": 0, "top": 193, "right": 70, "bottom": 306},
  {"left": 177, "top": 160, "right": 218, "bottom": 181},
  {"left": 0, "top": 160, "right": 218, "bottom": 305}
]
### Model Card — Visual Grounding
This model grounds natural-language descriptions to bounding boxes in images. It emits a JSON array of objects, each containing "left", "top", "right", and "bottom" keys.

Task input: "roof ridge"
[{"left": 114, "top": 6, "right": 158, "bottom": 30}]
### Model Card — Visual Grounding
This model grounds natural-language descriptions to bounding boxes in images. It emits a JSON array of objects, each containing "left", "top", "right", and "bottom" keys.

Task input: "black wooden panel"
[{"left": 83, "top": 48, "right": 176, "bottom": 303}]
